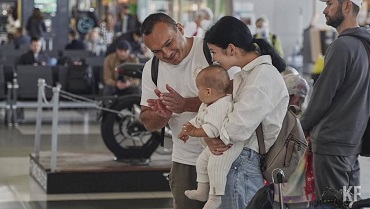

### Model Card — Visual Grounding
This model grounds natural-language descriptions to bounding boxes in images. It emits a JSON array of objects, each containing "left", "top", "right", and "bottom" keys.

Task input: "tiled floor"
[
  {"left": 0, "top": 109, "right": 369, "bottom": 209},
  {"left": 0, "top": 110, "right": 173, "bottom": 209}
]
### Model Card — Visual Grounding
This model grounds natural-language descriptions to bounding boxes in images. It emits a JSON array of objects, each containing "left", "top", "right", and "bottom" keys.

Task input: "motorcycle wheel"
[{"left": 100, "top": 95, "right": 161, "bottom": 160}]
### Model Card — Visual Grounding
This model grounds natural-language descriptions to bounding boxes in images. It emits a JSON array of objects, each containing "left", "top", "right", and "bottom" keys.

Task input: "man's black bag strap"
[{"left": 151, "top": 40, "right": 213, "bottom": 146}]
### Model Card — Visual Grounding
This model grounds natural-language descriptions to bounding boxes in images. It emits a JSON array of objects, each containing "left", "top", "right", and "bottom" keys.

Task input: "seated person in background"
[
  {"left": 13, "top": 27, "right": 30, "bottom": 50},
  {"left": 56, "top": 50, "right": 73, "bottom": 66},
  {"left": 178, "top": 65, "right": 243, "bottom": 209},
  {"left": 65, "top": 29, "right": 85, "bottom": 50},
  {"left": 85, "top": 27, "right": 101, "bottom": 55},
  {"left": 103, "top": 40, "right": 140, "bottom": 96},
  {"left": 130, "top": 29, "right": 145, "bottom": 58},
  {"left": 17, "top": 36, "right": 55, "bottom": 66},
  {"left": 105, "top": 29, "right": 144, "bottom": 58}
]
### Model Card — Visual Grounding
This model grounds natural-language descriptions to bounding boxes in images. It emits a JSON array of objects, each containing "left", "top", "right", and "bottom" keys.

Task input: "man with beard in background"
[{"left": 301, "top": 0, "right": 370, "bottom": 198}]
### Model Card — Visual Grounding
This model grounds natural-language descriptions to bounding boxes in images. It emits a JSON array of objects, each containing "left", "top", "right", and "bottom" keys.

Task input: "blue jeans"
[{"left": 218, "top": 147, "right": 264, "bottom": 209}]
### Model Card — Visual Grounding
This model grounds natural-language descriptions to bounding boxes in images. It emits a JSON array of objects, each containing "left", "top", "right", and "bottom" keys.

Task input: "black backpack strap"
[
  {"left": 150, "top": 56, "right": 165, "bottom": 146},
  {"left": 151, "top": 57, "right": 159, "bottom": 86}
]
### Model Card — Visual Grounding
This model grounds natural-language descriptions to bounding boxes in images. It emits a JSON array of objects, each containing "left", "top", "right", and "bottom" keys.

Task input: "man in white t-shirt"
[{"left": 140, "top": 13, "right": 211, "bottom": 209}]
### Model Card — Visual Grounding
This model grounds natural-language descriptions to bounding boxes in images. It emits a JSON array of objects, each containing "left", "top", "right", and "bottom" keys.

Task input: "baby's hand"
[
  {"left": 182, "top": 122, "right": 196, "bottom": 136},
  {"left": 177, "top": 131, "right": 189, "bottom": 143}
]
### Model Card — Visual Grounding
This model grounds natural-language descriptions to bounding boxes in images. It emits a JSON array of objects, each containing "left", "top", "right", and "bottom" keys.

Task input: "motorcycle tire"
[{"left": 100, "top": 94, "right": 161, "bottom": 160}]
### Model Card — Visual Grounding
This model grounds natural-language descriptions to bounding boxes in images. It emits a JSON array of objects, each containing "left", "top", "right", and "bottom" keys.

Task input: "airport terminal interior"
[{"left": 1, "top": 0, "right": 370, "bottom": 209}]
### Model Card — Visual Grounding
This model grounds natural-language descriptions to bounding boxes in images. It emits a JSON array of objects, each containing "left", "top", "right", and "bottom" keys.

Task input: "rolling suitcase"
[{"left": 245, "top": 169, "right": 286, "bottom": 209}]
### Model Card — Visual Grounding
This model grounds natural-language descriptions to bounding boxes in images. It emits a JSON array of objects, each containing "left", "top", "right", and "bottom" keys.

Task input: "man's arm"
[
  {"left": 300, "top": 41, "right": 348, "bottom": 131},
  {"left": 183, "top": 97, "right": 202, "bottom": 113}
]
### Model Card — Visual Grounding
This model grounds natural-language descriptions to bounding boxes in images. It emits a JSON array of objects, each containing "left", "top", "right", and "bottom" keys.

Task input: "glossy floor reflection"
[
  {"left": 0, "top": 109, "right": 173, "bottom": 209},
  {"left": 0, "top": 109, "right": 369, "bottom": 209}
]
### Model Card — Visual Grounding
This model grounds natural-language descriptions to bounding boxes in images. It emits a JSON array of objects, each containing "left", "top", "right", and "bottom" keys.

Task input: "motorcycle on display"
[{"left": 99, "top": 63, "right": 164, "bottom": 162}]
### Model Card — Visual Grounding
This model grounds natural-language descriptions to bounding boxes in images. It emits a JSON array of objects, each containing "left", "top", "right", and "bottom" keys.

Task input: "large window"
[{"left": 34, "top": 0, "right": 57, "bottom": 14}]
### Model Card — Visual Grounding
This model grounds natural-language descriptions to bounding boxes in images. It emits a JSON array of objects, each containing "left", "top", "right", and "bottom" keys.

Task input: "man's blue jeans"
[{"left": 219, "top": 147, "right": 264, "bottom": 209}]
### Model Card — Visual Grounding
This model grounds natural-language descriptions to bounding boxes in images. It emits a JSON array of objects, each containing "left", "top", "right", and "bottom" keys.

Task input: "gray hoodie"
[{"left": 300, "top": 26, "right": 370, "bottom": 156}]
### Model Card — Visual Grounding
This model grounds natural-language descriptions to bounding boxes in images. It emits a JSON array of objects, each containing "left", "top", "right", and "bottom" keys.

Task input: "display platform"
[{"left": 29, "top": 152, "right": 171, "bottom": 194}]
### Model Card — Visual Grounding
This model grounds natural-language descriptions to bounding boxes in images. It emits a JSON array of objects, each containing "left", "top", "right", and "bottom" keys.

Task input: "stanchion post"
[
  {"left": 6, "top": 82, "right": 13, "bottom": 126},
  {"left": 50, "top": 85, "right": 60, "bottom": 173},
  {"left": 34, "top": 79, "right": 46, "bottom": 158}
]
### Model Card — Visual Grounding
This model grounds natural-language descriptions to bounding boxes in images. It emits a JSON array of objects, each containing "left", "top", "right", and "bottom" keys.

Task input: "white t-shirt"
[{"left": 141, "top": 37, "right": 211, "bottom": 165}]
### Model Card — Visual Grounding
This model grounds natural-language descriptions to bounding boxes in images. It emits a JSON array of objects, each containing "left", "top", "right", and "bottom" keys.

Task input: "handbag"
[{"left": 257, "top": 105, "right": 308, "bottom": 183}]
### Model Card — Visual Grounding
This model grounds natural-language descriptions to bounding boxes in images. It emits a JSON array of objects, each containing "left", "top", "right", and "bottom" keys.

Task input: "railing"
[{"left": 33, "top": 79, "right": 121, "bottom": 172}]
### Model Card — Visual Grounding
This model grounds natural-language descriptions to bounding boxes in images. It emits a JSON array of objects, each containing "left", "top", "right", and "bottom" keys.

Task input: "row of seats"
[
  {"left": 0, "top": 64, "right": 105, "bottom": 125},
  {"left": 0, "top": 47, "right": 102, "bottom": 65}
]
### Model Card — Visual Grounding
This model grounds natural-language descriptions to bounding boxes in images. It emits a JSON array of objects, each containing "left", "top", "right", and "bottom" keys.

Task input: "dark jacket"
[
  {"left": 26, "top": 17, "right": 46, "bottom": 38},
  {"left": 105, "top": 32, "right": 133, "bottom": 57},
  {"left": 301, "top": 26, "right": 370, "bottom": 156},
  {"left": 13, "top": 35, "right": 30, "bottom": 49},
  {"left": 17, "top": 50, "right": 50, "bottom": 65},
  {"left": 65, "top": 40, "right": 86, "bottom": 50}
]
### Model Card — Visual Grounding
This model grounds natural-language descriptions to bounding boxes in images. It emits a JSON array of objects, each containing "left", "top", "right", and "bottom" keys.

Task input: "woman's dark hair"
[
  {"left": 31, "top": 8, "right": 43, "bottom": 21},
  {"left": 141, "top": 13, "right": 177, "bottom": 36},
  {"left": 204, "top": 16, "right": 285, "bottom": 72}
]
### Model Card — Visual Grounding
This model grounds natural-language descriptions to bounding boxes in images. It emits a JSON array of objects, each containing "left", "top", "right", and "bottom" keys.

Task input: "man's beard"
[{"left": 326, "top": 5, "right": 344, "bottom": 28}]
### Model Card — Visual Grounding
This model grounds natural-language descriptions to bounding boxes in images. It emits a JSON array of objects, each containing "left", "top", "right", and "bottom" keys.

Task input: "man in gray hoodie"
[{"left": 301, "top": 0, "right": 370, "bottom": 198}]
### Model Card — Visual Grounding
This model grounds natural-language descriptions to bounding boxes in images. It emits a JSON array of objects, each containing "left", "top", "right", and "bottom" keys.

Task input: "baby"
[{"left": 178, "top": 65, "right": 244, "bottom": 209}]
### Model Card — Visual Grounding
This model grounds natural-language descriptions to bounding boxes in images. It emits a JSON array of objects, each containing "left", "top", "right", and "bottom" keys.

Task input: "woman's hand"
[{"left": 204, "top": 137, "right": 231, "bottom": 155}]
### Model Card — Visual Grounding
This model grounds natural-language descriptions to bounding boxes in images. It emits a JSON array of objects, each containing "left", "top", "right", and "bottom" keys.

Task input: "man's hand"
[
  {"left": 204, "top": 137, "right": 231, "bottom": 155},
  {"left": 159, "top": 84, "right": 186, "bottom": 114},
  {"left": 147, "top": 88, "right": 172, "bottom": 118}
]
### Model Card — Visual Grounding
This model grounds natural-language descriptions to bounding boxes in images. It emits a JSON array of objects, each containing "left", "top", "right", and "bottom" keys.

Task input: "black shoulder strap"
[
  {"left": 150, "top": 40, "right": 213, "bottom": 146},
  {"left": 151, "top": 40, "right": 212, "bottom": 85},
  {"left": 151, "top": 56, "right": 160, "bottom": 86},
  {"left": 256, "top": 123, "right": 266, "bottom": 155}
]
